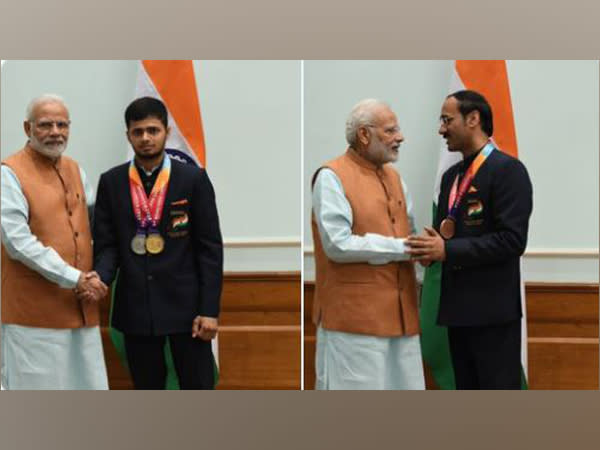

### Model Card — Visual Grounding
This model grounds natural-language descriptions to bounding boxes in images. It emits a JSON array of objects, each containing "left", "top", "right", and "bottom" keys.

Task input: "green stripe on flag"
[{"left": 419, "top": 203, "right": 455, "bottom": 390}]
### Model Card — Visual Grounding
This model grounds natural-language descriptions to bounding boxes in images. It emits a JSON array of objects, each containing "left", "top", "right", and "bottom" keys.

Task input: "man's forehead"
[
  {"left": 129, "top": 117, "right": 165, "bottom": 129},
  {"left": 33, "top": 102, "right": 69, "bottom": 119},
  {"left": 374, "top": 106, "right": 397, "bottom": 124},
  {"left": 441, "top": 97, "right": 459, "bottom": 113}
]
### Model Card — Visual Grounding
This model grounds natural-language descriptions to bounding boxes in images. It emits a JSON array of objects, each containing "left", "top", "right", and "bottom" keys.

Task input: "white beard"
[{"left": 29, "top": 135, "right": 67, "bottom": 159}]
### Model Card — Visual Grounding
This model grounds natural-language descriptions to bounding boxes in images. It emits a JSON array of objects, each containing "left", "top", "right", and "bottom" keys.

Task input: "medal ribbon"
[
  {"left": 129, "top": 155, "right": 171, "bottom": 232},
  {"left": 447, "top": 142, "right": 494, "bottom": 219}
]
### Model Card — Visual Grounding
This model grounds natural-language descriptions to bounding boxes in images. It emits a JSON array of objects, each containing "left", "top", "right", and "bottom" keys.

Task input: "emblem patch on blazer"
[
  {"left": 467, "top": 199, "right": 483, "bottom": 217},
  {"left": 168, "top": 210, "right": 190, "bottom": 237},
  {"left": 464, "top": 198, "right": 484, "bottom": 226},
  {"left": 171, "top": 213, "right": 189, "bottom": 230}
]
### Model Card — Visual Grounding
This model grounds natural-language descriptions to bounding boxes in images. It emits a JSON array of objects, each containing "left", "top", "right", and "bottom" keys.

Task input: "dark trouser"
[
  {"left": 447, "top": 319, "right": 521, "bottom": 390},
  {"left": 124, "top": 333, "right": 214, "bottom": 390}
]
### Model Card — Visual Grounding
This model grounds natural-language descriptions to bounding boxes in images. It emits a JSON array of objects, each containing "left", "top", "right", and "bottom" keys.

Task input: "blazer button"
[
  {"left": 68, "top": 211, "right": 73, "bottom": 217},
  {"left": 74, "top": 231, "right": 79, "bottom": 238},
  {"left": 391, "top": 218, "right": 396, "bottom": 224},
  {"left": 147, "top": 275, "right": 153, "bottom": 281}
]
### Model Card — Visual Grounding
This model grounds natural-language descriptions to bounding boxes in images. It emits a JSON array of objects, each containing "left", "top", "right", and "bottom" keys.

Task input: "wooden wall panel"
[
  {"left": 303, "top": 282, "right": 599, "bottom": 390},
  {"left": 526, "top": 283, "right": 598, "bottom": 390},
  {"left": 528, "top": 339, "right": 598, "bottom": 390},
  {"left": 217, "top": 327, "right": 300, "bottom": 389},
  {"left": 102, "top": 272, "right": 300, "bottom": 390}
]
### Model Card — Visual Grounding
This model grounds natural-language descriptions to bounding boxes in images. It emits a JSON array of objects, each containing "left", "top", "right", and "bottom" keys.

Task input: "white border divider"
[{"left": 300, "top": 59, "right": 305, "bottom": 391}]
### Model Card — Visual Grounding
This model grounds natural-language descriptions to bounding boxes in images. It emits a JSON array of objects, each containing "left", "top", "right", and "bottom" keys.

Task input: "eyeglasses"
[
  {"left": 439, "top": 116, "right": 455, "bottom": 126},
  {"left": 33, "top": 120, "right": 71, "bottom": 131},
  {"left": 366, "top": 124, "right": 401, "bottom": 136}
]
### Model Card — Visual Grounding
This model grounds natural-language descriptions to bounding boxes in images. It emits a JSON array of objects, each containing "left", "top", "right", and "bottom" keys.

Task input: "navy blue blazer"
[
  {"left": 93, "top": 158, "right": 223, "bottom": 336},
  {"left": 434, "top": 149, "right": 533, "bottom": 327}
]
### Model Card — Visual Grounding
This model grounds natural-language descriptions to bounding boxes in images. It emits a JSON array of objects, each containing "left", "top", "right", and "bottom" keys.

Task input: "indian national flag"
[
  {"left": 419, "top": 60, "right": 528, "bottom": 389},
  {"left": 110, "top": 60, "right": 219, "bottom": 389}
]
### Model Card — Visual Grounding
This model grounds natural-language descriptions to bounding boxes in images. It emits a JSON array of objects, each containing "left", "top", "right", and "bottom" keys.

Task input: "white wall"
[
  {"left": 1, "top": 60, "right": 301, "bottom": 272},
  {"left": 2, "top": 60, "right": 598, "bottom": 280},
  {"left": 303, "top": 60, "right": 599, "bottom": 283}
]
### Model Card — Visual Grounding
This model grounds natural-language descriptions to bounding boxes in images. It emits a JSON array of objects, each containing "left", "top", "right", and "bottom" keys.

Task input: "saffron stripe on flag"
[{"left": 142, "top": 60, "right": 206, "bottom": 166}]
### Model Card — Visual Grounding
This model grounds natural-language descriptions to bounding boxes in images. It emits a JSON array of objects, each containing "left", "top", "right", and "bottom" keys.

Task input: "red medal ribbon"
[
  {"left": 128, "top": 156, "right": 171, "bottom": 232},
  {"left": 447, "top": 142, "right": 494, "bottom": 219}
]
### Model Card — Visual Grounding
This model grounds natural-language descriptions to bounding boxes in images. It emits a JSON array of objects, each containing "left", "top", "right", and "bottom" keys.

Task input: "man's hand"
[
  {"left": 406, "top": 226, "right": 446, "bottom": 262},
  {"left": 75, "top": 271, "right": 108, "bottom": 303},
  {"left": 192, "top": 316, "right": 218, "bottom": 341}
]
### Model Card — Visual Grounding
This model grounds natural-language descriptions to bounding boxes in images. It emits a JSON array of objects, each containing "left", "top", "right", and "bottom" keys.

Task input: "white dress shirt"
[{"left": 312, "top": 167, "right": 416, "bottom": 265}]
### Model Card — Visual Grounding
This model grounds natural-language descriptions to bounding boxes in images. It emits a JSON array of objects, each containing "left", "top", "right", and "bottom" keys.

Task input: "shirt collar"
[
  {"left": 460, "top": 143, "right": 488, "bottom": 171},
  {"left": 135, "top": 156, "right": 164, "bottom": 177}
]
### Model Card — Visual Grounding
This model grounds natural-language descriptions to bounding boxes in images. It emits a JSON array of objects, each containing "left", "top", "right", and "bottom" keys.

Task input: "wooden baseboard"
[
  {"left": 303, "top": 282, "right": 599, "bottom": 390},
  {"left": 525, "top": 282, "right": 598, "bottom": 390},
  {"left": 103, "top": 272, "right": 300, "bottom": 390},
  {"left": 103, "top": 278, "right": 597, "bottom": 390}
]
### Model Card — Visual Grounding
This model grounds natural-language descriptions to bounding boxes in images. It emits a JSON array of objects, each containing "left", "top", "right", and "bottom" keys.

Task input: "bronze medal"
[
  {"left": 131, "top": 234, "right": 147, "bottom": 255},
  {"left": 146, "top": 233, "right": 165, "bottom": 254},
  {"left": 440, "top": 218, "right": 455, "bottom": 240}
]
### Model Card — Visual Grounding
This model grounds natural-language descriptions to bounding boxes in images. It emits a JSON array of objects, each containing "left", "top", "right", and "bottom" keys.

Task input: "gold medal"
[
  {"left": 131, "top": 234, "right": 147, "bottom": 255},
  {"left": 440, "top": 218, "right": 455, "bottom": 240},
  {"left": 146, "top": 233, "right": 165, "bottom": 254}
]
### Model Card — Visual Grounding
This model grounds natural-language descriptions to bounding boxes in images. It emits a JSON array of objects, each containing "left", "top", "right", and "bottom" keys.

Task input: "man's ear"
[
  {"left": 466, "top": 110, "right": 481, "bottom": 129},
  {"left": 23, "top": 120, "right": 32, "bottom": 138},
  {"left": 357, "top": 127, "right": 370, "bottom": 146}
]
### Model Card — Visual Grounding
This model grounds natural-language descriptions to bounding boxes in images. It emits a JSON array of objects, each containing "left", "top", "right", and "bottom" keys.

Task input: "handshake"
[
  {"left": 75, "top": 271, "right": 108, "bottom": 303},
  {"left": 405, "top": 226, "right": 446, "bottom": 266}
]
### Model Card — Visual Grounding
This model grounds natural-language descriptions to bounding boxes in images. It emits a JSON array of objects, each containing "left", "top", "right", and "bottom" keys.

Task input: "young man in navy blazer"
[
  {"left": 407, "top": 90, "right": 533, "bottom": 389},
  {"left": 93, "top": 97, "right": 223, "bottom": 389}
]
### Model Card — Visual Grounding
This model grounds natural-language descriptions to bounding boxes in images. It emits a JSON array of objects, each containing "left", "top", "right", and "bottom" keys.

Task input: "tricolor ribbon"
[
  {"left": 447, "top": 141, "right": 494, "bottom": 219},
  {"left": 129, "top": 155, "right": 171, "bottom": 233}
]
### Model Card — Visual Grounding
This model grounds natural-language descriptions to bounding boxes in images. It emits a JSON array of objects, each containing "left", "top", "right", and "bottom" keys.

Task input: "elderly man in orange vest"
[
  {"left": 311, "top": 99, "right": 425, "bottom": 390},
  {"left": 1, "top": 94, "right": 109, "bottom": 390}
]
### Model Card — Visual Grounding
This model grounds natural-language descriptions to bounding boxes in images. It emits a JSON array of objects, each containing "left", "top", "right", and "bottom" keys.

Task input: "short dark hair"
[
  {"left": 447, "top": 90, "right": 493, "bottom": 137},
  {"left": 125, "top": 97, "right": 168, "bottom": 129}
]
